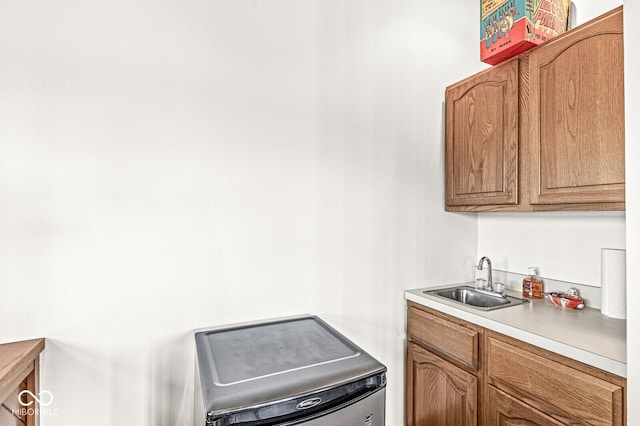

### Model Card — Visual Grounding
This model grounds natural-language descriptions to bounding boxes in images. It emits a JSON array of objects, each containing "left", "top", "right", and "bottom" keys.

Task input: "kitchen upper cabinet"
[
  {"left": 445, "top": 57, "right": 519, "bottom": 209},
  {"left": 529, "top": 7, "right": 625, "bottom": 209},
  {"left": 445, "top": 6, "right": 624, "bottom": 212}
]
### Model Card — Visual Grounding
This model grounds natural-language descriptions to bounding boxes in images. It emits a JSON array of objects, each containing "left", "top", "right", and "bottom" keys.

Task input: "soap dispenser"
[{"left": 522, "top": 267, "right": 544, "bottom": 299}]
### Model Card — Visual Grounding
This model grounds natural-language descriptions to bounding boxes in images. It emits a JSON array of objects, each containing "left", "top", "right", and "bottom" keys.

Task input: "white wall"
[
  {"left": 478, "top": 212, "right": 625, "bottom": 286},
  {"left": 477, "top": 0, "right": 625, "bottom": 288},
  {"left": 570, "top": 0, "right": 624, "bottom": 24},
  {"left": 0, "top": 1, "right": 478, "bottom": 425},
  {"left": 3, "top": 1, "right": 631, "bottom": 424}
]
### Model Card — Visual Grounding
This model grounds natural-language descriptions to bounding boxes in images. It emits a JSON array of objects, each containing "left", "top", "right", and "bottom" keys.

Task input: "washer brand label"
[
  {"left": 296, "top": 397, "right": 322, "bottom": 410},
  {"left": 365, "top": 413, "right": 373, "bottom": 426}
]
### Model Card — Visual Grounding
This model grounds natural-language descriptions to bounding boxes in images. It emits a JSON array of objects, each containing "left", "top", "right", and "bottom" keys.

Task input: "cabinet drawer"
[
  {"left": 407, "top": 306, "right": 479, "bottom": 371},
  {"left": 487, "top": 337, "right": 624, "bottom": 425}
]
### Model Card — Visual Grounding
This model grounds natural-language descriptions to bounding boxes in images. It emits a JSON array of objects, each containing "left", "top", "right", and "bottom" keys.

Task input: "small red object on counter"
[{"left": 546, "top": 287, "right": 584, "bottom": 309}]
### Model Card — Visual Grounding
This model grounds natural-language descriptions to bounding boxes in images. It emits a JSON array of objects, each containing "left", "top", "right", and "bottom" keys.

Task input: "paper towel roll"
[{"left": 601, "top": 248, "right": 626, "bottom": 319}]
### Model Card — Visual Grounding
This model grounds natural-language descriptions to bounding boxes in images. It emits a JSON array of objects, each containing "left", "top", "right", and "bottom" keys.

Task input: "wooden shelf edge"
[{"left": 0, "top": 339, "right": 45, "bottom": 404}]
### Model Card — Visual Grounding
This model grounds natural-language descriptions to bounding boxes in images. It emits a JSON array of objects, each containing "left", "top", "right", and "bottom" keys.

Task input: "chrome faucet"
[{"left": 476, "top": 256, "right": 493, "bottom": 291}]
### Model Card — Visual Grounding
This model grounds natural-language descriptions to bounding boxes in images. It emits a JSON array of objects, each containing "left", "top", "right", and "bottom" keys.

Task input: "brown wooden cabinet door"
[
  {"left": 406, "top": 342, "right": 477, "bottom": 426},
  {"left": 487, "top": 335, "right": 624, "bottom": 426},
  {"left": 445, "top": 57, "right": 519, "bottom": 210},
  {"left": 528, "top": 8, "right": 624, "bottom": 208},
  {"left": 486, "top": 386, "right": 566, "bottom": 426}
]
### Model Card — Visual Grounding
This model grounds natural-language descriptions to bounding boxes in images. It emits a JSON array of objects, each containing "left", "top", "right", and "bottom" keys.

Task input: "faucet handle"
[{"left": 475, "top": 278, "right": 487, "bottom": 289}]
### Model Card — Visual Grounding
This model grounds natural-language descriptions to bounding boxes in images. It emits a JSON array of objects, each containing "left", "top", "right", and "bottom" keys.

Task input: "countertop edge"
[{"left": 405, "top": 290, "right": 627, "bottom": 378}]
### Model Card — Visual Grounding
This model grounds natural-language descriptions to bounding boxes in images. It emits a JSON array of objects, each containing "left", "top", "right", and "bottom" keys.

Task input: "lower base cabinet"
[
  {"left": 406, "top": 342, "right": 477, "bottom": 426},
  {"left": 486, "top": 386, "right": 565, "bottom": 426},
  {"left": 487, "top": 335, "right": 624, "bottom": 425},
  {"left": 406, "top": 302, "right": 626, "bottom": 426}
]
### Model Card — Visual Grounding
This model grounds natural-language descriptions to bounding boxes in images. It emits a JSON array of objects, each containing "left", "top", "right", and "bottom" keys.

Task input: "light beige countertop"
[{"left": 405, "top": 283, "right": 627, "bottom": 377}]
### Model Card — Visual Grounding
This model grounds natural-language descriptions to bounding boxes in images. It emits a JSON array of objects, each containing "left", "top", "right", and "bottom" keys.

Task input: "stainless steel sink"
[{"left": 424, "top": 285, "right": 529, "bottom": 311}]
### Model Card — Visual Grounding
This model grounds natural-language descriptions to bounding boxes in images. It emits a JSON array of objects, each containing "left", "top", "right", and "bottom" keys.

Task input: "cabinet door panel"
[
  {"left": 446, "top": 58, "right": 519, "bottom": 208},
  {"left": 530, "top": 8, "right": 624, "bottom": 206},
  {"left": 486, "top": 386, "right": 565, "bottom": 426},
  {"left": 406, "top": 343, "right": 477, "bottom": 426},
  {"left": 487, "top": 337, "right": 624, "bottom": 426}
]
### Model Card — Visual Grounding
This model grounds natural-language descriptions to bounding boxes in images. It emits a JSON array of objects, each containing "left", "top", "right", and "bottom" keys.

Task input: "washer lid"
[
  {"left": 195, "top": 315, "right": 386, "bottom": 420},
  {"left": 203, "top": 316, "right": 358, "bottom": 385}
]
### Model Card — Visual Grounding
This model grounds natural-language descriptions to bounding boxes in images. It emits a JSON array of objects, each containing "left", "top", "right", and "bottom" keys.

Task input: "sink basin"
[{"left": 424, "top": 285, "right": 529, "bottom": 311}]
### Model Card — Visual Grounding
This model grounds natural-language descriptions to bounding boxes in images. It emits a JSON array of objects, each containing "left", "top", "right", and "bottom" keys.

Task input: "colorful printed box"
[{"left": 481, "top": 0, "right": 571, "bottom": 65}]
